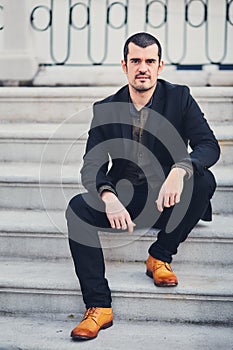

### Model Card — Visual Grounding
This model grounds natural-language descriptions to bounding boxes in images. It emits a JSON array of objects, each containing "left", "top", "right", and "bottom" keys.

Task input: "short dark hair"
[{"left": 123, "top": 32, "right": 162, "bottom": 64}]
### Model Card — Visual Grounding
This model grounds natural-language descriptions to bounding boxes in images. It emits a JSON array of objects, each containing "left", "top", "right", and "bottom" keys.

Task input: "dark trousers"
[{"left": 66, "top": 170, "right": 216, "bottom": 308}]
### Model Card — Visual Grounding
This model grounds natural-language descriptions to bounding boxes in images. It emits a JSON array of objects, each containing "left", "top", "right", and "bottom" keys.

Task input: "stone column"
[{"left": 0, "top": 0, "right": 38, "bottom": 83}]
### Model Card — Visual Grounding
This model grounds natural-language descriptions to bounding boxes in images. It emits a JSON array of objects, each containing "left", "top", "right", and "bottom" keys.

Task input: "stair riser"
[
  {"left": 0, "top": 139, "right": 231, "bottom": 164},
  {"left": 0, "top": 234, "right": 232, "bottom": 265},
  {"left": 198, "top": 99, "right": 233, "bottom": 123},
  {"left": 211, "top": 188, "right": 233, "bottom": 214},
  {"left": 0, "top": 184, "right": 231, "bottom": 213},
  {"left": 0, "top": 95, "right": 232, "bottom": 124},
  {"left": 0, "top": 99, "right": 93, "bottom": 124},
  {"left": 0, "top": 141, "right": 86, "bottom": 164},
  {"left": 0, "top": 289, "right": 232, "bottom": 324},
  {"left": 0, "top": 184, "right": 77, "bottom": 211},
  {"left": 218, "top": 141, "right": 233, "bottom": 165}
]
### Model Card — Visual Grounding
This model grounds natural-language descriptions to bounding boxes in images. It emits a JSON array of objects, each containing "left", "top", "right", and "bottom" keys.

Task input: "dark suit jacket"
[{"left": 80, "top": 79, "right": 220, "bottom": 219}]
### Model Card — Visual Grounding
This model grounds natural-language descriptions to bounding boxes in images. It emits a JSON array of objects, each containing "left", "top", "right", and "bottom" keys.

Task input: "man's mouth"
[{"left": 136, "top": 75, "right": 150, "bottom": 80}]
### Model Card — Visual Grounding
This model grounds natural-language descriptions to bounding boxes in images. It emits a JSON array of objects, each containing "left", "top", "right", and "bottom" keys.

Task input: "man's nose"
[{"left": 138, "top": 61, "right": 147, "bottom": 73}]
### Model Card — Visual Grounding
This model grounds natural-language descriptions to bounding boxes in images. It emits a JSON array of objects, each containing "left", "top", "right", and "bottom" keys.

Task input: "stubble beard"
[
  {"left": 130, "top": 80, "right": 155, "bottom": 92},
  {"left": 130, "top": 80, "right": 155, "bottom": 93}
]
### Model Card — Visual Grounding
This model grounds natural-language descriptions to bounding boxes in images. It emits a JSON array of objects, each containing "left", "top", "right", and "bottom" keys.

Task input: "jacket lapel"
[
  {"left": 151, "top": 80, "right": 166, "bottom": 116},
  {"left": 112, "top": 81, "right": 166, "bottom": 155},
  {"left": 145, "top": 80, "right": 166, "bottom": 149},
  {"left": 112, "top": 86, "right": 133, "bottom": 156}
]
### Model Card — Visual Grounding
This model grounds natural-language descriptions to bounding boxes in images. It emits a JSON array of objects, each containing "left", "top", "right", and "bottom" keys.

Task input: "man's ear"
[
  {"left": 121, "top": 59, "right": 127, "bottom": 74},
  {"left": 158, "top": 60, "right": 164, "bottom": 75}
]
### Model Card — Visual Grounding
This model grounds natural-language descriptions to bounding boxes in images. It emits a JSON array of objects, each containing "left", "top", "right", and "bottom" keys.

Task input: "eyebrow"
[{"left": 129, "top": 58, "right": 157, "bottom": 61}]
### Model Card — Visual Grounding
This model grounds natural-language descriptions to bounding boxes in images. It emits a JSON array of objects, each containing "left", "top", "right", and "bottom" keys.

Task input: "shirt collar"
[{"left": 129, "top": 96, "right": 153, "bottom": 118}]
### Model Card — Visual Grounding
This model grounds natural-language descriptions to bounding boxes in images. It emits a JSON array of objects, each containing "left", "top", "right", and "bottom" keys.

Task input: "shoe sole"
[
  {"left": 146, "top": 270, "right": 178, "bottom": 287},
  {"left": 71, "top": 321, "right": 113, "bottom": 341}
]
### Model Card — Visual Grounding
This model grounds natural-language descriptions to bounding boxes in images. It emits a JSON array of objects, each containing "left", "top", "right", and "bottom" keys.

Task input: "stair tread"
[
  {"left": 0, "top": 161, "right": 232, "bottom": 185},
  {"left": 1, "top": 314, "right": 232, "bottom": 350},
  {"left": 0, "top": 85, "right": 232, "bottom": 97},
  {"left": 0, "top": 122, "right": 232, "bottom": 140},
  {"left": 213, "top": 123, "right": 233, "bottom": 140},
  {"left": 0, "top": 209, "right": 232, "bottom": 239},
  {"left": 0, "top": 123, "right": 88, "bottom": 139},
  {"left": 0, "top": 257, "right": 232, "bottom": 299},
  {"left": 0, "top": 86, "right": 232, "bottom": 124},
  {"left": 0, "top": 161, "right": 82, "bottom": 183}
]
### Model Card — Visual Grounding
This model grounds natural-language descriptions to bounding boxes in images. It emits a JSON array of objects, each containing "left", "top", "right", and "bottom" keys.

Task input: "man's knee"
[
  {"left": 66, "top": 194, "right": 83, "bottom": 221},
  {"left": 67, "top": 193, "right": 83, "bottom": 212},
  {"left": 193, "top": 169, "right": 216, "bottom": 198}
]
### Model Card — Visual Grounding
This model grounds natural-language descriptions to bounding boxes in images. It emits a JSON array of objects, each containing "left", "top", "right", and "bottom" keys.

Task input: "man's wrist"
[
  {"left": 101, "top": 191, "right": 117, "bottom": 202},
  {"left": 170, "top": 167, "right": 187, "bottom": 178},
  {"left": 171, "top": 162, "right": 193, "bottom": 179},
  {"left": 98, "top": 185, "right": 117, "bottom": 198}
]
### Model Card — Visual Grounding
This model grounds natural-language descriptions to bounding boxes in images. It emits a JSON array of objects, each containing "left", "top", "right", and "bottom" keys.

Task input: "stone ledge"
[
  {"left": 0, "top": 315, "right": 232, "bottom": 350},
  {"left": 32, "top": 66, "right": 233, "bottom": 87},
  {"left": 0, "top": 85, "right": 232, "bottom": 97},
  {"left": 0, "top": 86, "right": 231, "bottom": 123},
  {"left": 0, "top": 258, "right": 232, "bottom": 323},
  {"left": 0, "top": 161, "right": 231, "bottom": 185}
]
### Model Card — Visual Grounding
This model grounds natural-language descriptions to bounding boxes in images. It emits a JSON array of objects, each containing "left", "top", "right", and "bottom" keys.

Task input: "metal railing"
[
  {"left": 1, "top": 0, "right": 233, "bottom": 68},
  {"left": 0, "top": 5, "right": 3, "bottom": 31}
]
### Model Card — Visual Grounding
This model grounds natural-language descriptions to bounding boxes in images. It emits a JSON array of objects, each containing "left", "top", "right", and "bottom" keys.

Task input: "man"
[{"left": 66, "top": 32, "right": 220, "bottom": 341}]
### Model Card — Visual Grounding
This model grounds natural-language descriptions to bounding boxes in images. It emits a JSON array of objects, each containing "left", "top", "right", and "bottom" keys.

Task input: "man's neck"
[{"left": 129, "top": 85, "right": 156, "bottom": 111}]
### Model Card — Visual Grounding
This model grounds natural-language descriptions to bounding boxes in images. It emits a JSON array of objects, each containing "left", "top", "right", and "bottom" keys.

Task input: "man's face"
[{"left": 121, "top": 42, "right": 164, "bottom": 93}]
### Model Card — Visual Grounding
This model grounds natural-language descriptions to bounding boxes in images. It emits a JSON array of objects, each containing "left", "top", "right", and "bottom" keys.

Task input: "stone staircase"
[{"left": 0, "top": 86, "right": 233, "bottom": 349}]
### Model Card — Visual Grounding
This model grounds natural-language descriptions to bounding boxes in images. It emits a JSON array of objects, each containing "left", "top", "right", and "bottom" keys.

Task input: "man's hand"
[
  {"left": 156, "top": 168, "right": 187, "bottom": 212},
  {"left": 101, "top": 191, "right": 136, "bottom": 233}
]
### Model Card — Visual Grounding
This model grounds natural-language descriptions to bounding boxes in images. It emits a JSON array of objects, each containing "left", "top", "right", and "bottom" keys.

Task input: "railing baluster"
[
  {"left": 205, "top": 0, "right": 227, "bottom": 65},
  {"left": 0, "top": 5, "right": 4, "bottom": 30},
  {"left": 29, "top": 0, "right": 232, "bottom": 67},
  {"left": 50, "top": 0, "right": 71, "bottom": 65}
]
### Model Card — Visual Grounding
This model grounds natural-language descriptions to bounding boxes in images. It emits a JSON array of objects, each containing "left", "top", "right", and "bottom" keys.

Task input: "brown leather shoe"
[
  {"left": 71, "top": 307, "right": 113, "bottom": 340},
  {"left": 146, "top": 255, "right": 178, "bottom": 287}
]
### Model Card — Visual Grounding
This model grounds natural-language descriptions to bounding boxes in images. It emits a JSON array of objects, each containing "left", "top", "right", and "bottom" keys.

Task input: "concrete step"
[
  {"left": 0, "top": 315, "right": 233, "bottom": 350},
  {"left": 0, "top": 86, "right": 232, "bottom": 123},
  {"left": 1, "top": 316, "right": 233, "bottom": 350},
  {"left": 0, "top": 162, "right": 232, "bottom": 213},
  {"left": 214, "top": 123, "right": 233, "bottom": 166},
  {"left": 0, "top": 258, "right": 232, "bottom": 324},
  {"left": 0, "top": 123, "right": 231, "bottom": 165},
  {"left": 0, "top": 161, "right": 82, "bottom": 210},
  {"left": 0, "top": 123, "right": 87, "bottom": 164},
  {"left": 0, "top": 209, "right": 232, "bottom": 265},
  {"left": 33, "top": 65, "right": 233, "bottom": 88}
]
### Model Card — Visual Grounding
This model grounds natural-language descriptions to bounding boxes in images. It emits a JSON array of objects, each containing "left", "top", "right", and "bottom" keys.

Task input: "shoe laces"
[
  {"left": 155, "top": 261, "right": 173, "bottom": 272},
  {"left": 83, "top": 307, "right": 100, "bottom": 324}
]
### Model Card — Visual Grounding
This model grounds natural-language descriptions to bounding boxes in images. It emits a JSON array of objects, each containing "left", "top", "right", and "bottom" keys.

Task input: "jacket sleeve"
[
  {"left": 182, "top": 86, "right": 220, "bottom": 175},
  {"left": 80, "top": 103, "right": 116, "bottom": 194}
]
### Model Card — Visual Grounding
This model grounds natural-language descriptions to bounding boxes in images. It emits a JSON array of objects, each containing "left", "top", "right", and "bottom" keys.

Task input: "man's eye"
[
  {"left": 131, "top": 59, "right": 139, "bottom": 64},
  {"left": 147, "top": 59, "right": 156, "bottom": 64}
]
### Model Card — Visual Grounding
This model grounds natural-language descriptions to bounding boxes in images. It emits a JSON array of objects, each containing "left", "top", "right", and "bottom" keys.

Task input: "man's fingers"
[
  {"left": 114, "top": 218, "right": 121, "bottom": 229},
  {"left": 127, "top": 220, "right": 136, "bottom": 233},
  {"left": 168, "top": 194, "right": 176, "bottom": 206},
  {"left": 175, "top": 193, "right": 181, "bottom": 204},
  {"left": 156, "top": 192, "right": 164, "bottom": 212},
  {"left": 107, "top": 210, "right": 135, "bottom": 232},
  {"left": 120, "top": 218, "right": 128, "bottom": 230},
  {"left": 124, "top": 212, "right": 135, "bottom": 233},
  {"left": 109, "top": 218, "right": 115, "bottom": 229},
  {"left": 164, "top": 193, "right": 171, "bottom": 208},
  {"left": 108, "top": 215, "right": 121, "bottom": 229},
  {"left": 158, "top": 190, "right": 180, "bottom": 209}
]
